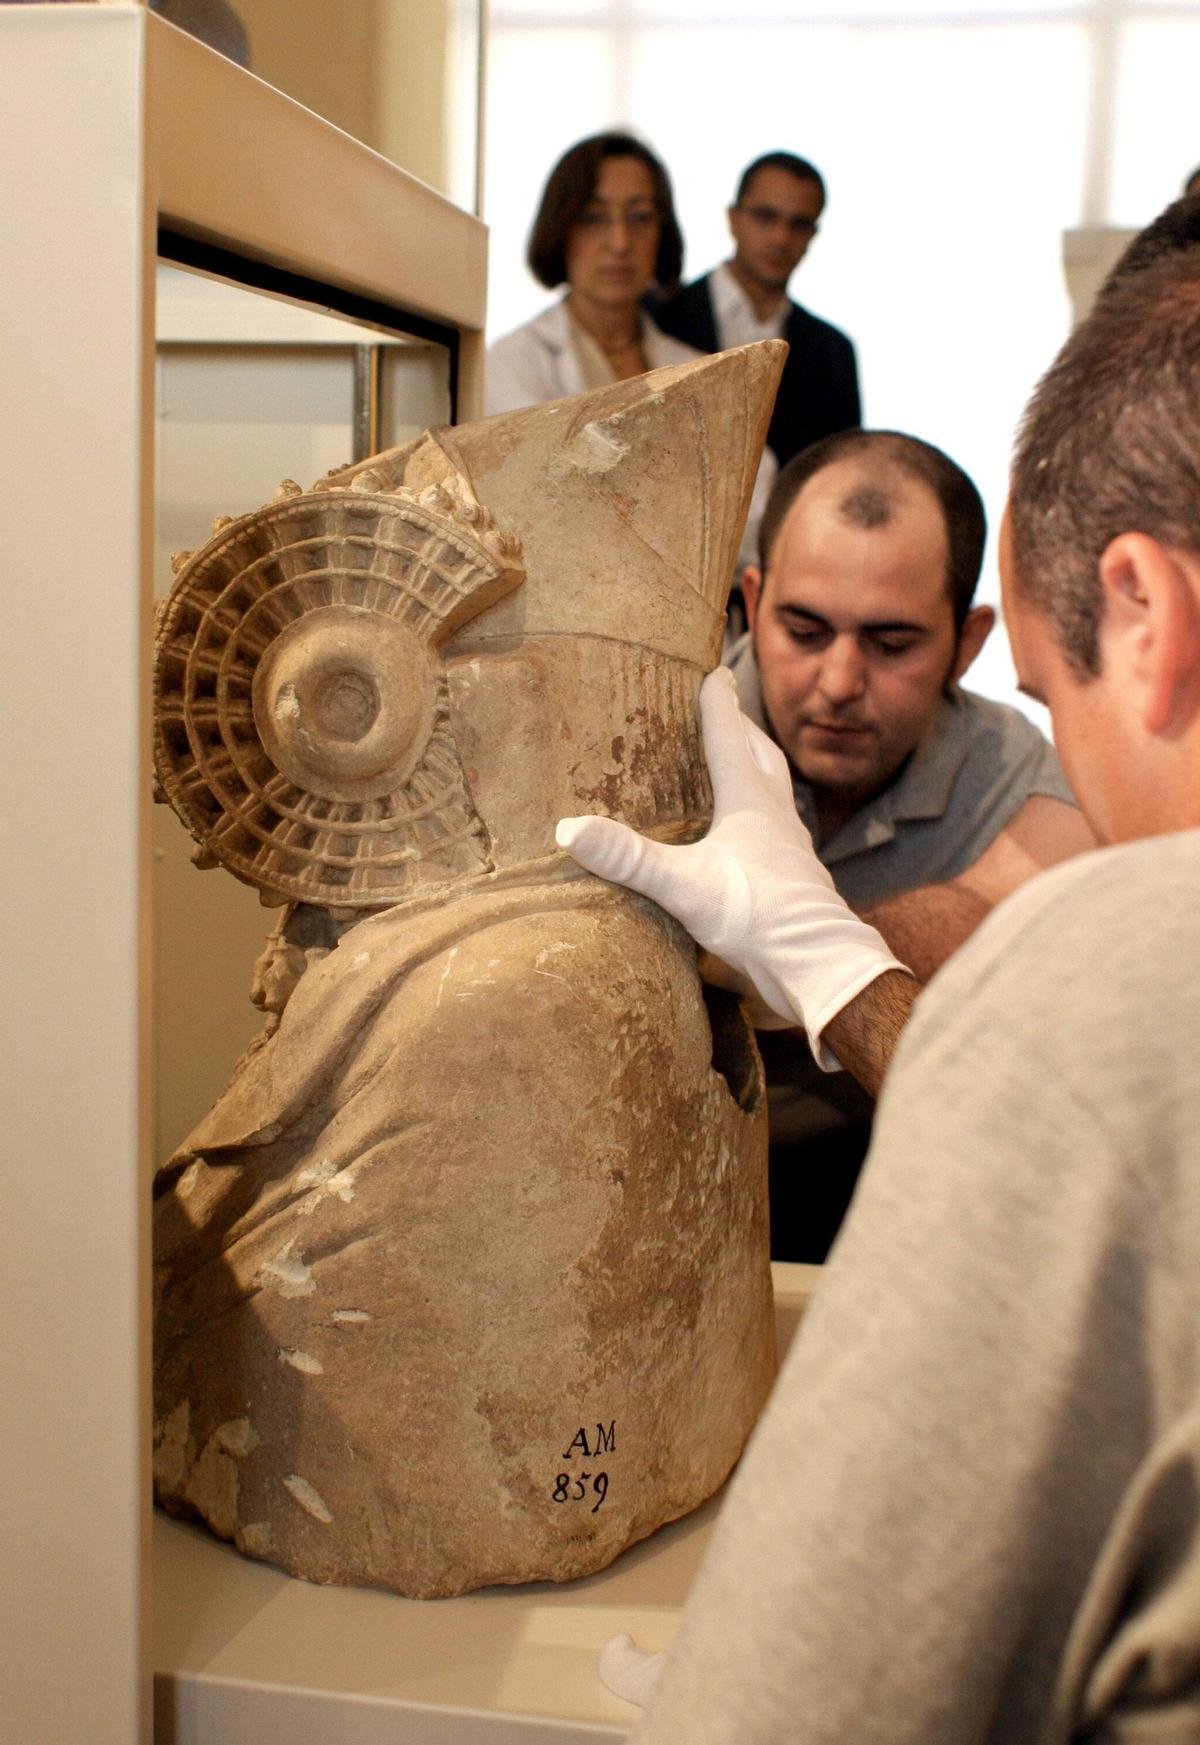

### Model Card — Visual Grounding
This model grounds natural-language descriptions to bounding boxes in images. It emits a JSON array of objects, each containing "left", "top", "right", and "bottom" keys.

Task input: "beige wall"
[
  {"left": 236, "top": 0, "right": 372, "bottom": 141},
  {"left": 369, "top": 0, "right": 449, "bottom": 197},
  {"left": 233, "top": 0, "right": 468, "bottom": 200},
  {"left": 4, "top": 12, "right": 153, "bottom": 1740}
]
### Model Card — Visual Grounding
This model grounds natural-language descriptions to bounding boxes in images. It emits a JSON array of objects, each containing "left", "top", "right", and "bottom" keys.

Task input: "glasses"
[
  {"left": 574, "top": 206, "right": 660, "bottom": 233},
  {"left": 739, "top": 204, "right": 819, "bottom": 238}
]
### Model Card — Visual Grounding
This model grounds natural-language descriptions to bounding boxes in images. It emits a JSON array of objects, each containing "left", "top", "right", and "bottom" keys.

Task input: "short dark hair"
[
  {"left": 1098, "top": 192, "right": 1200, "bottom": 292},
  {"left": 757, "top": 430, "right": 986, "bottom": 631},
  {"left": 734, "top": 152, "right": 826, "bottom": 211},
  {"left": 1011, "top": 247, "right": 1200, "bottom": 678},
  {"left": 526, "top": 132, "right": 684, "bottom": 293},
  {"left": 1185, "top": 165, "right": 1200, "bottom": 199}
]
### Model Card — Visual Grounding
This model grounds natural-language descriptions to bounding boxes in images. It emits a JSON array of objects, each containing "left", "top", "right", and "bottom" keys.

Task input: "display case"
[{"left": 2, "top": 7, "right": 484, "bottom": 1741}]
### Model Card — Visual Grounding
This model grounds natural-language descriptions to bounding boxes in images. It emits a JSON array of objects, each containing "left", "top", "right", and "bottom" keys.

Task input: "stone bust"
[{"left": 152, "top": 341, "right": 785, "bottom": 1597}]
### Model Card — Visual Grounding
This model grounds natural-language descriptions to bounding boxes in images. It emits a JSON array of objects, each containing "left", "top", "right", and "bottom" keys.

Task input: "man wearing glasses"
[{"left": 652, "top": 151, "right": 861, "bottom": 468}]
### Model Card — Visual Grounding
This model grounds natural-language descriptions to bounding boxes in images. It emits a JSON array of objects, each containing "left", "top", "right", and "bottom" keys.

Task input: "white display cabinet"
[{"left": 2, "top": 7, "right": 483, "bottom": 1741}]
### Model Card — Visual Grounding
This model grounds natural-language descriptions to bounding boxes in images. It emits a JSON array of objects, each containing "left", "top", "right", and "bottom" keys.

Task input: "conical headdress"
[{"left": 332, "top": 339, "right": 786, "bottom": 664}]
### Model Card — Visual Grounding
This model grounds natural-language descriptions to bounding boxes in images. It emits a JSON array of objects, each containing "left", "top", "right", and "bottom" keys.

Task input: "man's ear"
[
  {"left": 1099, "top": 533, "right": 1200, "bottom": 734},
  {"left": 742, "top": 564, "right": 764, "bottom": 635},
  {"left": 951, "top": 604, "right": 995, "bottom": 682}
]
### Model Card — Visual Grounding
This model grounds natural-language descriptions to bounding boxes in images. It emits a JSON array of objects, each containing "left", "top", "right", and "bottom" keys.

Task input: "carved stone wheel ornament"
[{"left": 153, "top": 479, "right": 523, "bottom": 907}]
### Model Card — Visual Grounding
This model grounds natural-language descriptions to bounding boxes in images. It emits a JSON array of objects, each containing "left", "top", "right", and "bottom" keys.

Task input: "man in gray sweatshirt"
[{"left": 558, "top": 211, "right": 1200, "bottom": 1743}]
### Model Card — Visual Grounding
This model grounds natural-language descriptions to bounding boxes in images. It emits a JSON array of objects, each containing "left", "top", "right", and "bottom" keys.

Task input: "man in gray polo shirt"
[{"left": 730, "top": 430, "right": 1094, "bottom": 1256}]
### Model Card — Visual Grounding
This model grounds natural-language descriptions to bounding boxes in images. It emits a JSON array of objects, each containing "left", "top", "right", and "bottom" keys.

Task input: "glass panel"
[
  {"left": 163, "top": 0, "right": 485, "bottom": 207},
  {"left": 379, "top": 345, "right": 455, "bottom": 443},
  {"left": 154, "top": 265, "right": 451, "bottom": 602},
  {"left": 152, "top": 263, "right": 452, "bottom": 1164}
]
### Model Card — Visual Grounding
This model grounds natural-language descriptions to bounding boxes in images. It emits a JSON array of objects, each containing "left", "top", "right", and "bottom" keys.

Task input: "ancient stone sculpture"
[{"left": 152, "top": 341, "right": 785, "bottom": 1598}]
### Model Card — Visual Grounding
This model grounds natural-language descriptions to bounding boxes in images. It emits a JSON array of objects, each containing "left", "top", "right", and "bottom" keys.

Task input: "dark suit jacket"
[{"left": 651, "top": 273, "right": 861, "bottom": 469}]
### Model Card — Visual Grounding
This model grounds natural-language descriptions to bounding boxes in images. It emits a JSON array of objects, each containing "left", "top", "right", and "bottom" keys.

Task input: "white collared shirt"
[
  {"left": 485, "top": 299, "right": 702, "bottom": 416},
  {"left": 710, "top": 262, "right": 789, "bottom": 351}
]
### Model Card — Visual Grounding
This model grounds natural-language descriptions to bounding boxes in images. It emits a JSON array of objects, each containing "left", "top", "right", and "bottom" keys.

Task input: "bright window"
[{"left": 484, "top": 2, "right": 1200, "bottom": 722}]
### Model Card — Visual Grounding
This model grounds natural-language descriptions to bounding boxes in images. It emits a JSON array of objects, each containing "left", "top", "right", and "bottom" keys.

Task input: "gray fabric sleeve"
[
  {"left": 1020, "top": 724, "right": 1077, "bottom": 807},
  {"left": 632, "top": 860, "right": 1195, "bottom": 1745},
  {"left": 977, "top": 696, "right": 1078, "bottom": 814},
  {"left": 829, "top": 703, "right": 1081, "bottom": 904}
]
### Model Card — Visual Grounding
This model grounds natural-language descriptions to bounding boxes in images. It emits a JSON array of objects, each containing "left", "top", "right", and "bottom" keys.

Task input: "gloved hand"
[
  {"left": 598, "top": 1633, "right": 665, "bottom": 1708},
  {"left": 556, "top": 668, "right": 907, "bottom": 1068}
]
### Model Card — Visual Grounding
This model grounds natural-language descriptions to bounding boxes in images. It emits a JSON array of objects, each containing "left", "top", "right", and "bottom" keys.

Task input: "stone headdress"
[{"left": 154, "top": 341, "right": 785, "bottom": 911}]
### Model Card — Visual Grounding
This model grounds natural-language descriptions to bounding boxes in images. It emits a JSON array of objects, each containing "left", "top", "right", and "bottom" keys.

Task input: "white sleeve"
[{"left": 484, "top": 326, "right": 548, "bottom": 416}]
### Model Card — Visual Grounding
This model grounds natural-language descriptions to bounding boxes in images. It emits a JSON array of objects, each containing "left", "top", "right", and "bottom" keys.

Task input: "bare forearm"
[
  {"left": 860, "top": 883, "right": 991, "bottom": 985},
  {"left": 821, "top": 969, "right": 920, "bottom": 1098},
  {"left": 700, "top": 947, "right": 920, "bottom": 1094},
  {"left": 860, "top": 798, "right": 1097, "bottom": 985}
]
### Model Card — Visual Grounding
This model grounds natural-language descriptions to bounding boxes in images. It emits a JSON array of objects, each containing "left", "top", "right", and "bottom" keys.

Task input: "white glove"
[
  {"left": 556, "top": 667, "right": 906, "bottom": 1068},
  {"left": 598, "top": 1632, "right": 665, "bottom": 1707}
]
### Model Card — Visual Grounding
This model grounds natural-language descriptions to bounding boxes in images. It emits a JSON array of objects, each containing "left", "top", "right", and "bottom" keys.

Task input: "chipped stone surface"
[
  {"left": 278, "top": 1348, "right": 324, "bottom": 1376},
  {"left": 239, "top": 1521, "right": 272, "bottom": 1557},
  {"left": 152, "top": 346, "right": 785, "bottom": 1598},
  {"left": 184, "top": 1428, "right": 241, "bottom": 1540},
  {"left": 254, "top": 1245, "right": 316, "bottom": 1299},
  {"left": 215, "top": 1417, "right": 260, "bottom": 1458},
  {"left": 283, "top": 1475, "right": 334, "bottom": 1524},
  {"left": 175, "top": 1162, "right": 202, "bottom": 1200},
  {"left": 295, "top": 1160, "right": 337, "bottom": 1191},
  {"left": 152, "top": 1398, "right": 190, "bottom": 1495}
]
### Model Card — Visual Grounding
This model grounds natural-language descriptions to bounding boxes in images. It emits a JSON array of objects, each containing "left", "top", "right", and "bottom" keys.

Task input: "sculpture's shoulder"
[
  {"left": 169, "top": 884, "right": 694, "bottom": 1166},
  {"left": 394, "top": 885, "right": 697, "bottom": 1046}
]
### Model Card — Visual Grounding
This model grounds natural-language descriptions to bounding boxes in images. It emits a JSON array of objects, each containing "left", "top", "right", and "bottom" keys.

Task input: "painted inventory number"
[{"left": 552, "top": 1421, "right": 615, "bottom": 1513}]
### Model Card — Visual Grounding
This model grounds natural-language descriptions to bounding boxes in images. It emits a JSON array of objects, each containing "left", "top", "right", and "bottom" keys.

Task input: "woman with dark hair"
[{"left": 486, "top": 132, "right": 700, "bottom": 415}]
